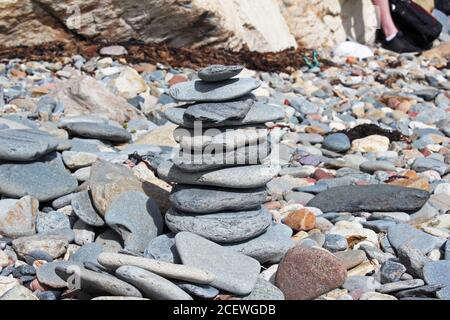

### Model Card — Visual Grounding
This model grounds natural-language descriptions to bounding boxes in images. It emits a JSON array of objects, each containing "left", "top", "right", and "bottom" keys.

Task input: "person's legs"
[{"left": 372, "top": 0, "right": 398, "bottom": 39}]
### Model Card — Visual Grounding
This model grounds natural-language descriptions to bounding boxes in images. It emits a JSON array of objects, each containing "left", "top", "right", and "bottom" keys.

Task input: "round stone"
[{"left": 322, "top": 133, "right": 351, "bottom": 153}]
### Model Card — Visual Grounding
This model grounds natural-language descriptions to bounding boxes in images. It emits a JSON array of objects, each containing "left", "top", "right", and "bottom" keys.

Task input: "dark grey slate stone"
[
  {"left": 0, "top": 162, "right": 78, "bottom": 202},
  {"left": 378, "top": 279, "right": 425, "bottom": 294},
  {"left": 198, "top": 65, "right": 244, "bottom": 82},
  {"left": 175, "top": 232, "right": 261, "bottom": 296},
  {"left": 64, "top": 122, "right": 131, "bottom": 143},
  {"left": 307, "top": 185, "right": 430, "bottom": 213},
  {"left": 183, "top": 95, "right": 253, "bottom": 125},
  {"left": 322, "top": 133, "right": 350, "bottom": 153},
  {"left": 0, "top": 129, "right": 59, "bottom": 161},
  {"left": 395, "top": 284, "right": 444, "bottom": 299},
  {"left": 144, "top": 233, "right": 181, "bottom": 264},
  {"left": 169, "top": 78, "right": 261, "bottom": 102},
  {"left": 164, "top": 103, "right": 285, "bottom": 128},
  {"left": 169, "top": 185, "right": 267, "bottom": 214},
  {"left": 165, "top": 207, "right": 272, "bottom": 243},
  {"left": 71, "top": 191, "right": 105, "bottom": 227},
  {"left": 387, "top": 224, "right": 441, "bottom": 254},
  {"left": 380, "top": 260, "right": 407, "bottom": 284}
]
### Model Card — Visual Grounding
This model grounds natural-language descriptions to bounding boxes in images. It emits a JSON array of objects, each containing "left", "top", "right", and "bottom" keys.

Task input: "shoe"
[
  {"left": 382, "top": 32, "right": 422, "bottom": 53},
  {"left": 435, "top": 0, "right": 450, "bottom": 15},
  {"left": 375, "top": 29, "right": 385, "bottom": 44}
]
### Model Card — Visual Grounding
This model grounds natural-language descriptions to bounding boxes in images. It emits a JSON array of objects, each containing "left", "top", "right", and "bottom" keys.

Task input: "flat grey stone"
[
  {"left": 174, "top": 281, "right": 219, "bottom": 299},
  {"left": 380, "top": 260, "right": 407, "bottom": 284},
  {"left": 0, "top": 129, "right": 59, "bottom": 161},
  {"left": 0, "top": 286, "right": 38, "bottom": 300},
  {"left": 198, "top": 65, "right": 244, "bottom": 82},
  {"left": 169, "top": 78, "right": 261, "bottom": 102},
  {"left": 170, "top": 185, "right": 267, "bottom": 214},
  {"left": 64, "top": 122, "right": 131, "bottom": 143},
  {"left": 95, "top": 229, "right": 123, "bottom": 253},
  {"left": 423, "top": 260, "right": 450, "bottom": 299},
  {"left": 166, "top": 207, "right": 272, "bottom": 243},
  {"left": 172, "top": 142, "right": 270, "bottom": 172},
  {"left": 70, "top": 243, "right": 104, "bottom": 268},
  {"left": 144, "top": 233, "right": 180, "bottom": 264},
  {"left": 176, "top": 232, "right": 261, "bottom": 295},
  {"left": 158, "top": 161, "right": 278, "bottom": 189},
  {"left": 334, "top": 250, "right": 367, "bottom": 270},
  {"left": 165, "top": 103, "right": 285, "bottom": 128},
  {"left": 115, "top": 266, "right": 192, "bottom": 300},
  {"left": 176, "top": 127, "right": 268, "bottom": 151},
  {"left": 183, "top": 95, "right": 253, "bottom": 125},
  {"left": 36, "top": 261, "right": 83, "bottom": 288},
  {"left": 307, "top": 185, "right": 430, "bottom": 213},
  {"left": 71, "top": 191, "right": 105, "bottom": 227},
  {"left": 412, "top": 157, "right": 448, "bottom": 175},
  {"left": 0, "top": 196, "right": 38, "bottom": 239},
  {"left": 36, "top": 211, "right": 71, "bottom": 234},
  {"left": 52, "top": 193, "right": 77, "bottom": 210},
  {"left": 362, "top": 220, "right": 397, "bottom": 233},
  {"left": 360, "top": 160, "right": 397, "bottom": 173},
  {"left": 55, "top": 265, "right": 142, "bottom": 297},
  {"left": 98, "top": 252, "right": 214, "bottom": 284},
  {"left": 105, "top": 191, "right": 163, "bottom": 253},
  {"left": 0, "top": 162, "right": 78, "bottom": 202},
  {"left": 241, "top": 277, "right": 285, "bottom": 300},
  {"left": 397, "top": 244, "right": 431, "bottom": 278},
  {"left": 223, "top": 224, "right": 294, "bottom": 264},
  {"left": 388, "top": 224, "right": 440, "bottom": 254},
  {"left": 396, "top": 284, "right": 445, "bottom": 299},
  {"left": 378, "top": 279, "right": 425, "bottom": 293}
]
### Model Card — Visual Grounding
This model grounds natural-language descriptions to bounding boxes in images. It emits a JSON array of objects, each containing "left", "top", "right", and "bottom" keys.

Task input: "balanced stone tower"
[{"left": 157, "top": 65, "right": 293, "bottom": 262}]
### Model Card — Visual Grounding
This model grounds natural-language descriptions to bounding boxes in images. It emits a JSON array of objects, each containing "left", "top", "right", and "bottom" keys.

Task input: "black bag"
[{"left": 389, "top": 0, "right": 443, "bottom": 49}]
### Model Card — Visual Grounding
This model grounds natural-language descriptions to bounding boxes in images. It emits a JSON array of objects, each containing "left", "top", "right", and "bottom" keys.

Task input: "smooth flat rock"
[
  {"left": 105, "top": 191, "right": 163, "bottom": 253},
  {"left": 396, "top": 284, "right": 445, "bottom": 299},
  {"left": 36, "top": 261, "right": 83, "bottom": 288},
  {"left": 275, "top": 247, "right": 347, "bottom": 300},
  {"left": 169, "top": 78, "right": 261, "bottom": 102},
  {"left": 144, "top": 233, "right": 180, "bottom": 264},
  {"left": 388, "top": 224, "right": 441, "bottom": 254},
  {"left": 95, "top": 229, "right": 123, "bottom": 253},
  {"left": 307, "top": 185, "right": 430, "bottom": 213},
  {"left": 176, "top": 232, "right": 261, "bottom": 296},
  {"left": 0, "top": 196, "right": 38, "bottom": 239},
  {"left": 166, "top": 207, "right": 272, "bottom": 243},
  {"left": 169, "top": 185, "right": 267, "bottom": 214},
  {"left": 198, "top": 65, "right": 244, "bottom": 82},
  {"left": 172, "top": 141, "right": 270, "bottom": 172},
  {"left": 55, "top": 265, "right": 142, "bottom": 297},
  {"left": 115, "top": 266, "right": 192, "bottom": 300},
  {"left": 0, "top": 162, "right": 78, "bottom": 202},
  {"left": 98, "top": 252, "right": 214, "bottom": 284},
  {"left": 92, "top": 296, "right": 149, "bottom": 300},
  {"left": 378, "top": 279, "right": 425, "bottom": 294},
  {"left": 0, "top": 286, "right": 38, "bottom": 300},
  {"left": 165, "top": 103, "right": 285, "bottom": 128},
  {"left": 71, "top": 191, "right": 105, "bottom": 227},
  {"left": 63, "top": 122, "right": 131, "bottom": 143},
  {"left": 0, "top": 129, "right": 59, "bottom": 161},
  {"left": 174, "top": 281, "right": 219, "bottom": 299},
  {"left": 423, "top": 260, "right": 450, "bottom": 299},
  {"left": 158, "top": 162, "right": 278, "bottom": 189},
  {"left": 241, "top": 277, "right": 285, "bottom": 300},
  {"left": 223, "top": 224, "right": 294, "bottom": 264},
  {"left": 12, "top": 234, "right": 68, "bottom": 259},
  {"left": 69, "top": 243, "right": 104, "bottom": 268},
  {"left": 183, "top": 95, "right": 253, "bottom": 125},
  {"left": 176, "top": 127, "right": 268, "bottom": 151}
]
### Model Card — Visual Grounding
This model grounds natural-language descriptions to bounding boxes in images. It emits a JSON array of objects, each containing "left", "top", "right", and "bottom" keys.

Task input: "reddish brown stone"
[
  {"left": 276, "top": 247, "right": 347, "bottom": 300},
  {"left": 169, "top": 74, "right": 188, "bottom": 86},
  {"left": 313, "top": 169, "right": 333, "bottom": 181},
  {"left": 284, "top": 208, "right": 316, "bottom": 231}
]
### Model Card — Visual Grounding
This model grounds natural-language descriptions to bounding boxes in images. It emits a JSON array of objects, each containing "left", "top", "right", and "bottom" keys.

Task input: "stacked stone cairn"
[{"left": 155, "top": 66, "right": 294, "bottom": 295}]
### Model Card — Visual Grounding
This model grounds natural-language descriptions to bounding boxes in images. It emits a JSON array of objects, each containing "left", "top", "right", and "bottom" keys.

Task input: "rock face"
[{"left": 0, "top": 0, "right": 296, "bottom": 52}]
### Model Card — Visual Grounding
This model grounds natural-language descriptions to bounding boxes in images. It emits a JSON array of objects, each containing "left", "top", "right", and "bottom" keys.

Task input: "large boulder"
[{"left": 0, "top": 0, "right": 296, "bottom": 52}]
